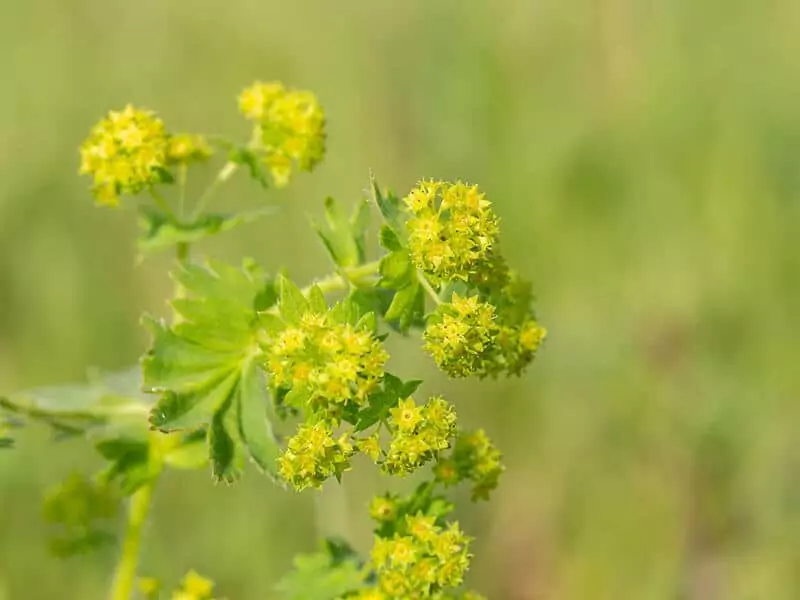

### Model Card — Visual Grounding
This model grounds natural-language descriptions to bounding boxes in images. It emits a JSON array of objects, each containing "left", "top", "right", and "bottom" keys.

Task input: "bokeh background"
[{"left": 2, "top": 1, "right": 800, "bottom": 598}]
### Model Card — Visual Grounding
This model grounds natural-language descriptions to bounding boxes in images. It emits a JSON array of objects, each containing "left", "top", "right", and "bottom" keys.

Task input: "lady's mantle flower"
[
  {"left": 79, "top": 105, "right": 169, "bottom": 206},
  {"left": 423, "top": 294, "right": 499, "bottom": 378},
  {"left": 404, "top": 180, "right": 499, "bottom": 280},
  {"left": 170, "top": 569, "right": 216, "bottom": 600},
  {"left": 435, "top": 429, "right": 504, "bottom": 501},
  {"left": 265, "top": 311, "right": 388, "bottom": 414},
  {"left": 166, "top": 133, "right": 213, "bottom": 164},
  {"left": 238, "top": 81, "right": 326, "bottom": 187},
  {"left": 278, "top": 422, "right": 354, "bottom": 491},
  {"left": 368, "top": 518, "right": 472, "bottom": 598},
  {"left": 382, "top": 396, "right": 457, "bottom": 475}
]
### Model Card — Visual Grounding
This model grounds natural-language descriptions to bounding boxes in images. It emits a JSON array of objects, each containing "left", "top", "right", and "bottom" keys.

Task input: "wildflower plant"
[{"left": 1, "top": 80, "right": 546, "bottom": 599}]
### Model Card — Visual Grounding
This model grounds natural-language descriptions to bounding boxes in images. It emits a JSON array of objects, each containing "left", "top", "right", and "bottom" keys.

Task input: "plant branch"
[
  {"left": 192, "top": 161, "right": 239, "bottom": 219},
  {"left": 149, "top": 188, "right": 178, "bottom": 222},
  {"left": 308, "top": 260, "right": 382, "bottom": 295},
  {"left": 417, "top": 271, "right": 442, "bottom": 306},
  {"left": 108, "top": 480, "right": 156, "bottom": 600}
]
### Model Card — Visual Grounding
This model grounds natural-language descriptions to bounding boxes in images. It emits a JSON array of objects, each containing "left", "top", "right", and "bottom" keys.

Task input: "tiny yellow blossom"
[
  {"left": 404, "top": 180, "right": 499, "bottom": 280},
  {"left": 238, "top": 81, "right": 326, "bottom": 187},
  {"left": 79, "top": 105, "right": 169, "bottom": 206},
  {"left": 167, "top": 133, "right": 213, "bottom": 163}
]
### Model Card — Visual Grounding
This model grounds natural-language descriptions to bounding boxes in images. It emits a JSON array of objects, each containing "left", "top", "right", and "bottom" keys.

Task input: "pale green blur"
[{"left": 1, "top": 1, "right": 799, "bottom": 598}]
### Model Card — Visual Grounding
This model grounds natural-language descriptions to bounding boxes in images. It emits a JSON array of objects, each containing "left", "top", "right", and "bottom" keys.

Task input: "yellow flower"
[
  {"left": 369, "top": 495, "right": 398, "bottom": 522},
  {"left": 167, "top": 133, "right": 213, "bottom": 163},
  {"left": 169, "top": 569, "right": 215, "bottom": 600},
  {"left": 389, "top": 397, "right": 422, "bottom": 432},
  {"left": 79, "top": 105, "right": 169, "bottom": 205},
  {"left": 278, "top": 422, "right": 354, "bottom": 491},
  {"left": 238, "top": 81, "right": 326, "bottom": 187},
  {"left": 406, "top": 513, "right": 438, "bottom": 543},
  {"left": 404, "top": 180, "right": 499, "bottom": 280},
  {"left": 357, "top": 433, "right": 383, "bottom": 462}
]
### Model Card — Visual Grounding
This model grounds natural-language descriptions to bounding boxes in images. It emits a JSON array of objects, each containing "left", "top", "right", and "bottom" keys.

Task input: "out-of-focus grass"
[{"left": 1, "top": 1, "right": 799, "bottom": 598}]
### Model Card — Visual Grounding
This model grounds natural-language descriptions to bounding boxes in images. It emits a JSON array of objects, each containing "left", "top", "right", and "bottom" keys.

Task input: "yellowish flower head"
[
  {"left": 404, "top": 180, "right": 499, "bottom": 280},
  {"left": 170, "top": 569, "right": 215, "bottom": 600},
  {"left": 383, "top": 396, "right": 457, "bottom": 476},
  {"left": 278, "top": 422, "right": 354, "bottom": 491},
  {"left": 423, "top": 294, "right": 499, "bottom": 378},
  {"left": 367, "top": 518, "right": 472, "bottom": 598},
  {"left": 167, "top": 133, "right": 213, "bottom": 164},
  {"left": 265, "top": 311, "right": 388, "bottom": 412},
  {"left": 79, "top": 105, "right": 169, "bottom": 206},
  {"left": 238, "top": 81, "right": 326, "bottom": 187},
  {"left": 435, "top": 428, "right": 505, "bottom": 501}
]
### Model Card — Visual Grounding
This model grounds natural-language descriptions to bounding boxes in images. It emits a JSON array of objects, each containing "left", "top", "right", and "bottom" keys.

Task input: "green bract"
[{"left": 1, "top": 80, "right": 546, "bottom": 600}]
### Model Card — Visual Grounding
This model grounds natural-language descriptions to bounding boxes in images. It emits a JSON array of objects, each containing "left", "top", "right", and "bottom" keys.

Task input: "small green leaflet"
[
  {"left": 355, "top": 373, "right": 422, "bottom": 432},
  {"left": 312, "top": 197, "right": 370, "bottom": 268},
  {"left": 379, "top": 249, "right": 425, "bottom": 333},
  {"left": 138, "top": 206, "right": 276, "bottom": 255},
  {"left": 370, "top": 176, "right": 425, "bottom": 332},
  {"left": 370, "top": 174, "right": 406, "bottom": 241},
  {"left": 228, "top": 146, "right": 271, "bottom": 188},
  {"left": 0, "top": 414, "right": 22, "bottom": 449},
  {"left": 42, "top": 472, "right": 120, "bottom": 558},
  {"left": 0, "top": 367, "right": 205, "bottom": 493},
  {"left": 275, "top": 538, "right": 366, "bottom": 600},
  {"left": 142, "top": 259, "right": 281, "bottom": 484}
]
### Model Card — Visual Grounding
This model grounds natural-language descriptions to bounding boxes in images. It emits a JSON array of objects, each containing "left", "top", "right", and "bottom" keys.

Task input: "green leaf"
[
  {"left": 383, "top": 279, "right": 425, "bottom": 332},
  {"left": 142, "top": 259, "right": 282, "bottom": 483},
  {"left": 379, "top": 224, "right": 402, "bottom": 251},
  {"left": 275, "top": 537, "right": 365, "bottom": 600},
  {"left": 355, "top": 373, "right": 422, "bottom": 432},
  {"left": 279, "top": 275, "right": 310, "bottom": 324},
  {"left": 312, "top": 197, "right": 370, "bottom": 268},
  {"left": 370, "top": 174, "right": 406, "bottom": 240},
  {"left": 229, "top": 146, "right": 270, "bottom": 188},
  {"left": 42, "top": 472, "right": 120, "bottom": 558},
  {"left": 138, "top": 206, "right": 276, "bottom": 254},
  {"left": 308, "top": 284, "right": 328, "bottom": 314},
  {"left": 379, "top": 250, "right": 413, "bottom": 288},
  {"left": 1, "top": 367, "right": 207, "bottom": 493},
  {"left": 0, "top": 413, "right": 22, "bottom": 449}
]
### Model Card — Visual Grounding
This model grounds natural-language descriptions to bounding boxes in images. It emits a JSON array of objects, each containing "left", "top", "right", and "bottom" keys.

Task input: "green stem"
[
  {"left": 192, "top": 161, "right": 239, "bottom": 219},
  {"left": 417, "top": 271, "right": 442, "bottom": 306},
  {"left": 178, "top": 162, "right": 188, "bottom": 219},
  {"left": 176, "top": 242, "right": 189, "bottom": 265},
  {"left": 309, "top": 260, "right": 382, "bottom": 295},
  {"left": 108, "top": 481, "right": 156, "bottom": 600},
  {"left": 149, "top": 188, "right": 178, "bottom": 222}
]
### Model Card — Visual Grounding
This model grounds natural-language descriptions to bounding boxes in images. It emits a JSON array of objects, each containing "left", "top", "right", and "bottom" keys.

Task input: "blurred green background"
[{"left": 2, "top": 0, "right": 800, "bottom": 598}]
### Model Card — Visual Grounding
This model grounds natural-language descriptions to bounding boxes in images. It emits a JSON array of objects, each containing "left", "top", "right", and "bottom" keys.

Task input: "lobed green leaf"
[{"left": 142, "top": 259, "right": 282, "bottom": 483}]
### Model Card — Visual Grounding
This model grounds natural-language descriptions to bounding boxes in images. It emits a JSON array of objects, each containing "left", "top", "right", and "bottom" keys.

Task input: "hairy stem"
[
  {"left": 178, "top": 162, "right": 188, "bottom": 219},
  {"left": 149, "top": 188, "right": 178, "bottom": 222},
  {"left": 108, "top": 481, "right": 156, "bottom": 600},
  {"left": 192, "top": 161, "right": 239, "bottom": 219},
  {"left": 309, "top": 260, "right": 382, "bottom": 295},
  {"left": 417, "top": 271, "right": 442, "bottom": 306}
]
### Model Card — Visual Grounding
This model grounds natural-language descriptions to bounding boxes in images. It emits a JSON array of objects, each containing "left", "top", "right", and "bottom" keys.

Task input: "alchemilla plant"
[{"left": 1, "top": 80, "right": 546, "bottom": 600}]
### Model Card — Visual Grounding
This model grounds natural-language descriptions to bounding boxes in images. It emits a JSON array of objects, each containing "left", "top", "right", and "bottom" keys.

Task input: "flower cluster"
[
  {"left": 79, "top": 105, "right": 169, "bottom": 206},
  {"left": 382, "top": 396, "right": 457, "bottom": 475},
  {"left": 166, "top": 133, "right": 213, "bottom": 164},
  {"left": 435, "top": 429, "right": 504, "bottom": 501},
  {"left": 139, "top": 569, "right": 217, "bottom": 600},
  {"left": 363, "top": 515, "right": 473, "bottom": 599},
  {"left": 264, "top": 311, "right": 388, "bottom": 415},
  {"left": 423, "top": 294, "right": 499, "bottom": 378},
  {"left": 277, "top": 422, "right": 355, "bottom": 491},
  {"left": 404, "top": 180, "right": 499, "bottom": 281},
  {"left": 238, "top": 81, "right": 326, "bottom": 187}
]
